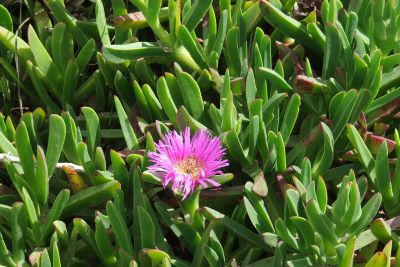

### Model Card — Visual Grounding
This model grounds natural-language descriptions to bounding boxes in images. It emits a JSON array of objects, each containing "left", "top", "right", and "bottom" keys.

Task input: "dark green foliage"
[{"left": 0, "top": 0, "right": 400, "bottom": 266}]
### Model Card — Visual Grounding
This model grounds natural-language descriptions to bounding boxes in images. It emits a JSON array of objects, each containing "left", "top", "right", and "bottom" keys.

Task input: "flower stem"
[{"left": 181, "top": 189, "right": 201, "bottom": 222}]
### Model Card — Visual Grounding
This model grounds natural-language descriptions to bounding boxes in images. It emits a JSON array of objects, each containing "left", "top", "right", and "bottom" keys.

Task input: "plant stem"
[{"left": 0, "top": 153, "right": 84, "bottom": 172}]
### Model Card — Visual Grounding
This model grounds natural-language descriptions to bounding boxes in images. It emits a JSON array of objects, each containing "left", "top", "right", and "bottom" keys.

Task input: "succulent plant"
[{"left": 1, "top": 0, "right": 400, "bottom": 266}]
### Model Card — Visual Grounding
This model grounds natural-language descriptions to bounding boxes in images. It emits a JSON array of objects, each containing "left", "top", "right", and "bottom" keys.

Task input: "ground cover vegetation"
[{"left": 1, "top": 0, "right": 400, "bottom": 266}]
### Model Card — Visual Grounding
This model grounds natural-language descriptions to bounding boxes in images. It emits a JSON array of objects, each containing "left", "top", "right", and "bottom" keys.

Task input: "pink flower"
[{"left": 148, "top": 128, "right": 228, "bottom": 199}]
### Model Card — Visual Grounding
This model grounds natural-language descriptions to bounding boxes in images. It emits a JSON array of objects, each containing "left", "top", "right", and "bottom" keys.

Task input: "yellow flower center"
[{"left": 175, "top": 156, "right": 203, "bottom": 179}]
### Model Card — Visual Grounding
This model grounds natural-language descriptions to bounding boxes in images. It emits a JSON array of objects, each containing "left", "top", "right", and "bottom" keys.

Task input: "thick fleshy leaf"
[
  {"left": 107, "top": 201, "right": 134, "bottom": 255},
  {"left": 114, "top": 96, "right": 139, "bottom": 149},
  {"left": 46, "top": 115, "right": 66, "bottom": 177},
  {"left": 15, "top": 122, "right": 35, "bottom": 181}
]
